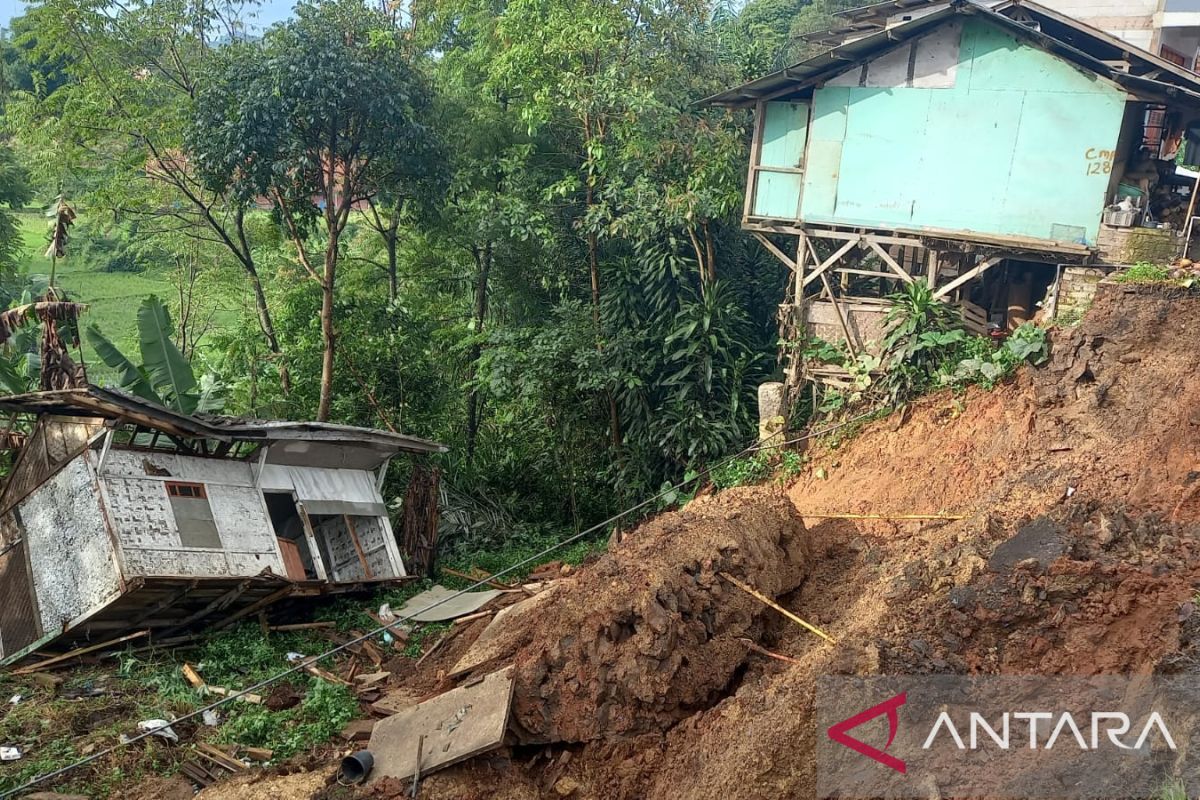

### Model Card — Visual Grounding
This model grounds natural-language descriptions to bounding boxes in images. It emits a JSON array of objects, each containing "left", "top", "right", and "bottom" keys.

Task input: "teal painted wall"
[
  {"left": 753, "top": 101, "right": 809, "bottom": 218},
  {"left": 757, "top": 17, "right": 1127, "bottom": 246}
]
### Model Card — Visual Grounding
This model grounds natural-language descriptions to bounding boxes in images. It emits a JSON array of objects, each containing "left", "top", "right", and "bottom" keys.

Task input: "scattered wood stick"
[
  {"left": 414, "top": 629, "right": 454, "bottom": 668},
  {"left": 194, "top": 742, "right": 246, "bottom": 772},
  {"left": 13, "top": 630, "right": 149, "bottom": 674},
  {"left": 440, "top": 566, "right": 515, "bottom": 590},
  {"left": 798, "top": 512, "right": 965, "bottom": 521},
  {"left": 738, "top": 637, "right": 804, "bottom": 666},
  {"left": 718, "top": 573, "right": 836, "bottom": 644},
  {"left": 452, "top": 610, "right": 494, "bottom": 626},
  {"left": 269, "top": 621, "right": 337, "bottom": 632},
  {"left": 204, "top": 685, "right": 264, "bottom": 705}
]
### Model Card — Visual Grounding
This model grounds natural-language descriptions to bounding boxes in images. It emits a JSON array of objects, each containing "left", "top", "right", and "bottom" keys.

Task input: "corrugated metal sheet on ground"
[{"left": 395, "top": 584, "right": 502, "bottom": 623}]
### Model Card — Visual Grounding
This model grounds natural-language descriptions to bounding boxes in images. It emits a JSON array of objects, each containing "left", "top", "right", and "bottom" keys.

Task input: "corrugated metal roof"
[
  {"left": 702, "top": 0, "right": 1200, "bottom": 107},
  {"left": 0, "top": 385, "right": 448, "bottom": 456}
]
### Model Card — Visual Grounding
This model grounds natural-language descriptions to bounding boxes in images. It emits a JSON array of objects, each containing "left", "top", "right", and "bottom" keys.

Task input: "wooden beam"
[
  {"left": 751, "top": 232, "right": 797, "bottom": 271},
  {"left": 161, "top": 579, "right": 255, "bottom": 638},
  {"left": 127, "top": 580, "right": 199, "bottom": 628},
  {"left": 803, "top": 227, "right": 923, "bottom": 248},
  {"left": 344, "top": 515, "right": 375, "bottom": 579},
  {"left": 933, "top": 255, "right": 1004, "bottom": 299},
  {"left": 207, "top": 584, "right": 299, "bottom": 634},
  {"left": 802, "top": 237, "right": 861, "bottom": 289},
  {"left": 865, "top": 239, "right": 915, "bottom": 284},
  {"left": 926, "top": 248, "right": 938, "bottom": 285},
  {"left": 296, "top": 501, "right": 329, "bottom": 581},
  {"left": 13, "top": 630, "right": 149, "bottom": 674}
]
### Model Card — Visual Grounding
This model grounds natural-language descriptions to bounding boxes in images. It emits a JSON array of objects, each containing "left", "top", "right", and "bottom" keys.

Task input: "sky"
[{"left": 0, "top": 0, "right": 297, "bottom": 31}]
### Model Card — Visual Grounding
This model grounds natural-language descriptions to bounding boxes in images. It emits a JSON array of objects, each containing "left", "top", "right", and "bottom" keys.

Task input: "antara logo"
[{"left": 827, "top": 692, "right": 908, "bottom": 774}]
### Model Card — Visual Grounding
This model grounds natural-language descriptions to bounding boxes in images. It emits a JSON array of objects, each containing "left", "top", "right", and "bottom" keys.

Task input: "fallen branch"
[{"left": 718, "top": 573, "right": 836, "bottom": 644}]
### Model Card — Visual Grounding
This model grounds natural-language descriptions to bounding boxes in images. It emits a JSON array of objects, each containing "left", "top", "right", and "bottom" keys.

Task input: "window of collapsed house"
[
  {"left": 164, "top": 481, "right": 222, "bottom": 549},
  {"left": 1114, "top": 104, "right": 1200, "bottom": 233}
]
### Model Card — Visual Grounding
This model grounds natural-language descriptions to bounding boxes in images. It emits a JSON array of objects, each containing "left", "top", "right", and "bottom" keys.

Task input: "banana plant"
[{"left": 86, "top": 296, "right": 222, "bottom": 414}]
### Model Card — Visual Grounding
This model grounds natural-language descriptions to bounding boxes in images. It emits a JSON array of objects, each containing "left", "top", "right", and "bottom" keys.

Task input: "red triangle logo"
[{"left": 827, "top": 691, "right": 907, "bottom": 774}]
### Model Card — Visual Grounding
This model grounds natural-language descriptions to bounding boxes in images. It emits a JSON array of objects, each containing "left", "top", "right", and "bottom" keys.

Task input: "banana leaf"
[
  {"left": 136, "top": 297, "right": 197, "bottom": 413},
  {"left": 85, "top": 323, "right": 163, "bottom": 405}
]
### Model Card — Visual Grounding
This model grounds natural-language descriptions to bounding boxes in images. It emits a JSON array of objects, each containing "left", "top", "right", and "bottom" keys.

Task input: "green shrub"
[
  {"left": 946, "top": 323, "right": 1049, "bottom": 389},
  {"left": 1114, "top": 262, "right": 1171, "bottom": 284},
  {"left": 709, "top": 453, "right": 771, "bottom": 489}
]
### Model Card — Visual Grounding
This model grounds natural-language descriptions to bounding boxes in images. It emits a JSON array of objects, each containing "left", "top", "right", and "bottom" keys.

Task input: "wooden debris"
[
  {"left": 367, "top": 611, "right": 411, "bottom": 642},
  {"left": 737, "top": 637, "right": 805, "bottom": 666},
  {"left": 452, "top": 610, "right": 494, "bottom": 626},
  {"left": 718, "top": 573, "right": 836, "bottom": 644},
  {"left": 194, "top": 742, "right": 246, "bottom": 773},
  {"left": 368, "top": 666, "right": 514, "bottom": 784},
  {"left": 353, "top": 671, "right": 391, "bottom": 687},
  {"left": 269, "top": 621, "right": 337, "bottom": 632},
  {"left": 303, "top": 664, "right": 351, "bottom": 686},
  {"left": 341, "top": 719, "right": 376, "bottom": 742},
  {"left": 204, "top": 686, "right": 263, "bottom": 705},
  {"left": 181, "top": 663, "right": 205, "bottom": 689},
  {"left": 13, "top": 630, "right": 150, "bottom": 674},
  {"left": 242, "top": 747, "right": 273, "bottom": 762},
  {"left": 414, "top": 630, "right": 453, "bottom": 669}
]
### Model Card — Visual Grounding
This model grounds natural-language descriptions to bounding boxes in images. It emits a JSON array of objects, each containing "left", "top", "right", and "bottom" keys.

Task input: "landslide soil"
[{"left": 257, "top": 284, "right": 1200, "bottom": 800}]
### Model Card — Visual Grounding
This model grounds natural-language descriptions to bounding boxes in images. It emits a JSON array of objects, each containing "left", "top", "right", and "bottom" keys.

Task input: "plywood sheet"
[
  {"left": 450, "top": 584, "right": 563, "bottom": 676},
  {"left": 367, "top": 666, "right": 514, "bottom": 784},
  {"left": 395, "top": 584, "right": 501, "bottom": 623}
]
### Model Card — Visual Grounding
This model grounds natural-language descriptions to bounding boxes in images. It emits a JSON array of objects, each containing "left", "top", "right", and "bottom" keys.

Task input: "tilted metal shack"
[{"left": 0, "top": 385, "right": 446, "bottom": 664}]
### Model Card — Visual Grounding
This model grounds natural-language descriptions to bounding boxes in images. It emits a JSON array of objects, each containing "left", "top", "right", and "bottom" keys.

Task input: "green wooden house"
[{"left": 705, "top": 0, "right": 1200, "bottom": 385}]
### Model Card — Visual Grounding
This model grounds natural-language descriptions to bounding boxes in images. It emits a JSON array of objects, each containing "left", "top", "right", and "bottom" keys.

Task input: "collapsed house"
[
  {"left": 704, "top": 0, "right": 1200, "bottom": 386},
  {"left": 0, "top": 385, "right": 446, "bottom": 665}
]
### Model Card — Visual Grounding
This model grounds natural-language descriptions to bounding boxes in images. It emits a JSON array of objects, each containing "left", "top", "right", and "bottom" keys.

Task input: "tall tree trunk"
[
  {"left": 465, "top": 242, "right": 492, "bottom": 459},
  {"left": 585, "top": 183, "right": 621, "bottom": 449},
  {"left": 235, "top": 209, "right": 291, "bottom": 394},
  {"left": 387, "top": 228, "right": 399, "bottom": 303},
  {"left": 317, "top": 234, "right": 339, "bottom": 422}
]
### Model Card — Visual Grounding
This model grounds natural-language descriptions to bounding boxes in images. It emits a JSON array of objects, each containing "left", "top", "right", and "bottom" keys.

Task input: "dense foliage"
[{"left": 0, "top": 0, "right": 842, "bottom": 550}]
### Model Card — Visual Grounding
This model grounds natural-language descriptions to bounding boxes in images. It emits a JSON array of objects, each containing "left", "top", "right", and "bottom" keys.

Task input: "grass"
[{"left": 11, "top": 209, "right": 243, "bottom": 381}]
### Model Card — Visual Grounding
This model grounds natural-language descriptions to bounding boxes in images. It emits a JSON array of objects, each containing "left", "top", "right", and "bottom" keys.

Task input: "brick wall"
[
  {"left": 1055, "top": 266, "right": 1112, "bottom": 321},
  {"left": 1095, "top": 224, "right": 1185, "bottom": 266}
]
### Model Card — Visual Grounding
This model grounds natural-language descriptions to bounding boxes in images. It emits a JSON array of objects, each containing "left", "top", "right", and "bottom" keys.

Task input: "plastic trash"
[
  {"left": 202, "top": 710, "right": 221, "bottom": 727},
  {"left": 378, "top": 603, "right": 395, "bottom": 623},
  {"left": 138, "top": 719, "right": 180, "bottom": 743},
  {"left": 0, "top": 746, "right": 20, "bottom": 761},
  {"left": 8, "top": 694, "right": 20, "bottom": 706},
  {"left": 285, "top": 652, "right": 306, "bottom": 664}
]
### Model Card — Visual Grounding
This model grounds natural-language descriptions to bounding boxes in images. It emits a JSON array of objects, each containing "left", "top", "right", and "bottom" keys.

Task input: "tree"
[
  {"left": 188, "top": 0, "right": 444, "bottom": 420},
  {"left": 6, "top": 0, "right": 293, "bottom": 392}
]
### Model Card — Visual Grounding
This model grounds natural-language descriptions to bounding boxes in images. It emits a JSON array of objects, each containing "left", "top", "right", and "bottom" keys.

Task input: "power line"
[{"left": 1, "top": 413, "right": 871, "bottom": 798}]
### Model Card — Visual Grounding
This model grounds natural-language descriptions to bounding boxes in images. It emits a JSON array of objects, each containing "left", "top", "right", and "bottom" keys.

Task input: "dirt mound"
[
  {"left": 357, "top": 285, "right": 1200, "bottom": 800},
  {"left": 455, "top": 486, "right": 810, "bottom": 743}
]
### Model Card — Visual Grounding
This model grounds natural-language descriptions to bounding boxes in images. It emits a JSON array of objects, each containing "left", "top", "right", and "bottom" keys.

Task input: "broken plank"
[
  {"left": 205, "top": 686, "right": 264, "bottom": 705},
  {"left": 160, "top": 579, "right": 255, "bottom": 638},
  {"left": 367, "top": 666, "right": 514, "bottom": 785},
  {"left": 268, "top": 621, "right": 336, "bottom": 632},
  {"left": 182, "top": 663, "right": 205, "bottom": 689},
  {"left": 452, "top": 610, "right": 494, "bottom": 626},
  {"left": 207, "top": 585, "right": 298, "bottom": 634},
  {"left": 13, "top": 630, "right": 149, "bottom": 674}
]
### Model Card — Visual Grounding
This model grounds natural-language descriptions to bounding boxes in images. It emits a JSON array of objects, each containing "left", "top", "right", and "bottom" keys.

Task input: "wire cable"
[{"left": 1, "top": 412, "right": 873, "bottom": 798}]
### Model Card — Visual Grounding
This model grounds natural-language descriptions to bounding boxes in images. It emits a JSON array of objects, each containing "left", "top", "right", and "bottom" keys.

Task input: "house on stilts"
[{"left": 704, "top": 0, "right": 1200, "bottom": 388}]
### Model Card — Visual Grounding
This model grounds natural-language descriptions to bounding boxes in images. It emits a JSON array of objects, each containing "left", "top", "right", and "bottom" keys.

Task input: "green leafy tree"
[{"left": 188, "top": 0, "right": 444, "bottom": 420}]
